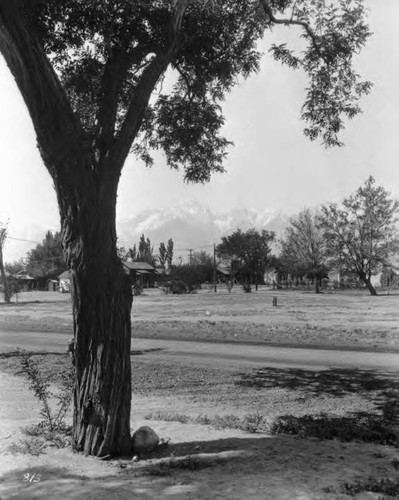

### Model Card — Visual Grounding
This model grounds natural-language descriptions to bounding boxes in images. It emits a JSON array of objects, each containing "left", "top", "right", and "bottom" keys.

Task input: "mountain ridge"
[
  {"left": 116, "top": 201, "right": 289, "bottom": 258},
  {"left": 4, "top": 202, "right": 289, "bottom": 262}
]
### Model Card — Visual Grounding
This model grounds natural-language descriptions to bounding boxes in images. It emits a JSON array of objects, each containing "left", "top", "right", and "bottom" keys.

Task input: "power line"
[{"left": 8, "top": 236, "right": 42, "bottom": 244}]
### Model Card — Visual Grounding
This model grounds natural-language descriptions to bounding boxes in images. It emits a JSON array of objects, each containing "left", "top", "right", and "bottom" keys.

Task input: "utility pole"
[
  {"left": 213, "top": 244, "right": 217, "bottom": 293},
  {"left": 188, "top": 248, "right": 193, "bottom": 263}
]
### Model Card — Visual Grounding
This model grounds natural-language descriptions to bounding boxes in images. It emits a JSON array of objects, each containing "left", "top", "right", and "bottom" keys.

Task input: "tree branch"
[
  {"left": 174, "top": 63, "right": 193, "bottom": 99},
  {"left": 109, "top": 0, "right": 189, "bottom": 171},
  {"left": 259, "top": 0, "right": 325, "bottom": 61}
]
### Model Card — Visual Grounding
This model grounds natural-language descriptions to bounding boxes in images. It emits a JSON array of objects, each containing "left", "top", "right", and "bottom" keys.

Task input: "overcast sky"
[{"left": 0, "top": 0, "right": 398, "bottom": 261}]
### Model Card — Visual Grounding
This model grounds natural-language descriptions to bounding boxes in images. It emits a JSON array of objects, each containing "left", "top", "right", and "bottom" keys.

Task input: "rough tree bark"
[{"left": 54, "top": 166, "right": 133, "bottom": 456}]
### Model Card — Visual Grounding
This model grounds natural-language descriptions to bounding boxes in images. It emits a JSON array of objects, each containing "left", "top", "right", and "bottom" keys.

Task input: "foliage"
[
  {"left": 217, "top": 228, "right": 275, "bottom": 288},
  {"left": 4, "top": 258, "right": 26, "bottom": 275},
  {"left": 166, "top": 238, "right": 174, "bottom": 267},
  {"left": 8, "top": 436, "right": 48, "bottom": 456},
  {"left": 126, "top": 234, "right": 156, "bottom": 265},
  {"left": 158, "top": 242, "right": 168, "bottom": 269},
  {"left": 117, "top": 246, "right": 129, "bottom": 262},
  {"left": 137, "top": 234, "right": 156, "bottom": 265},
  {"left": 191, "top": 250, "right": 213, "bottom": 267},
  {"left": 4, "top": 276, "right": 22, "bottom": 301},
  {"left": 279, "top": 208, "right": 329, "bottom": 292},
  {"left": 3, "top": 0, "right": 371, "bottom": 178},
  {"left": 319, "top": 176, "right": 399, "bottom": 295},
  {"left": 20, "top": 351, "right": 74, "bottom": 439},
  {"left": 268, "top": 0, "right": 372, "bottom": 147},
  {"left": 26, "top": 231, "right": 66, "bottom": 280},
  {"left": 164, "top": 262, "right": 211, "bottom": 292},
  {"left": 145, "top": 411, "right": 269, "bottom": 433},
  {"left": 158, "top": 239, "right": 175, "bottom": 270}
]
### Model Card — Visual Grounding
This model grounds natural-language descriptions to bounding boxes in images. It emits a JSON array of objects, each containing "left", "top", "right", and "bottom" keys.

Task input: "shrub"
[
  {"left": 271, "top": 413, "right": 398, "bottom": 446},
  {"left": 19, "top": 351, "right": 74, "bottom": 446}
]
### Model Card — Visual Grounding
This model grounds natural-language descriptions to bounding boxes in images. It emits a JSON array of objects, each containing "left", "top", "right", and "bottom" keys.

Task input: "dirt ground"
[
  {"left": 1, "top": 289, "right": 399, "bottom": 499},
  {"left": 1, "top": 287, "right": 398, "bottom": 350}
]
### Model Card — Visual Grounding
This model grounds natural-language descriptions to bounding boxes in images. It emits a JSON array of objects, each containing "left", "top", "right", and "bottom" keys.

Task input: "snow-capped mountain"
[
  {"left": 4, "top": 202, "right": 289, "bottom": 262},
  {"left": 117, "top": 201, "right": 288, "bottom": 258}
]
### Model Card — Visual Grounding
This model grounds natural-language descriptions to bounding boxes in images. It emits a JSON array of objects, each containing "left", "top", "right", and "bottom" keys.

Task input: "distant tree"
[
  {"left": 158, "top": 242, "right": 167, "bottom": 271},
  {"left": 167, "top": 262, "right": 209, "bottom": 293},
  {"left": 217, "top": 228, "right": 275, "bottom": 290},
  {"left": 26, "top": 231, "right": 67, "bottom": 281},
  {"left": 116, "top": 246, "right": 129, "bottom": 262},
  {"left": 191, "top": 250, "right": 213, "bottom": 267},
  {"left": 5, "top": 259, "right": 26, "bottom": 275},
  {"left": 279, "top": 209, "right": 329, "bottom": 293},
  {"left": 0, "top": 222, "right": 10, "bottom": 303},
  {"left": 166, "top": 238, "right": 174, "bottom": 268},
  {"left": 319, "top": 177, "right": 399, "bottom": 296},
  {"left": 191, "top": 251, "right": 214, "bottom": 283},
  {"left": 127, "top": 245, "right": 137, "bottom": 262},
  {"left": 136, "top": 234, "right": 156, "bottom": 265}
]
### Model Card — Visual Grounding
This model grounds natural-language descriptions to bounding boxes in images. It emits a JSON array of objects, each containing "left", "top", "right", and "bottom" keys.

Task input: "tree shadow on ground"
[
  {"left": 2, "top": 434, "right": 399, "bottom": 500},
  {"left": 235, "top": 366, "right": 399, "bottom": 397}
]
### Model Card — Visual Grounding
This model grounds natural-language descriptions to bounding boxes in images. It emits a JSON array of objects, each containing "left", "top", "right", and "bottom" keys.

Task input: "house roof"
[
  {"left": 14, "top": 273, "right": 35, "bottom": 280},
  {"left": 123, "top": 261, "right": 155, "bottom": 271},
  {"left": 216, "top": 266, "right": 231, "bottom": 276},
  {"left": 58, "top": 270, "right": 70, "bottom": 280}
]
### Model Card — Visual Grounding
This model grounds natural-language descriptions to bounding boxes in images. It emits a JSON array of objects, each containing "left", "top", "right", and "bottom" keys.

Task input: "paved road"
[{"left": 1, "top": 329, "right": 399, "bottom": 373}]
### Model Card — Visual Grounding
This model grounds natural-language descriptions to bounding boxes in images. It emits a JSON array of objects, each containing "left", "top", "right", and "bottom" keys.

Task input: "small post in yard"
[
  {"left": 272, "top": 296, "right": 277, "bottom": 307},
  {"left": 213, "top": 244, "right": 217, "bottom": 293}
]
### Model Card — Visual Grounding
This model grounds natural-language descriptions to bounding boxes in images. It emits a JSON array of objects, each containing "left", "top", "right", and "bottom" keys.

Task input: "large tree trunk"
[
  {"left": 71, "top": 260, "right": 132, "bottom": 456},
  {"left": 58, "top": 171, "right": 133, "bottom": 457}
]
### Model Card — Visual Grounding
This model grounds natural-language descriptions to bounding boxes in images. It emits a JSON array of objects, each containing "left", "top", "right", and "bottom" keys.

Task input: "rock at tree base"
[{"left": 131, "top": 426, "right": 160, "bottom": 457}]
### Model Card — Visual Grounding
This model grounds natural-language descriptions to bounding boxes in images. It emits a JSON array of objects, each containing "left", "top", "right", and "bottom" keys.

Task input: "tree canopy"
[
  {"left": 1, "top": 1, "right": 371, "bottom": 188},
  {"left": 26, "top": 231, "right": 67, "bottom": 280},
  {"left": 319, "top": 176, "right": 399, "bottom": 296},
  {"left": 217, "top": 228, "right": 275, "bottom": 289}
]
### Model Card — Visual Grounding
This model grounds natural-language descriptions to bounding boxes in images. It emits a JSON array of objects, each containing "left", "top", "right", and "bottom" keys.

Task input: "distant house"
[
  {"left": 123, "top": 261, "right": 158, "bottom": 288},
  {"left": 58, "top": 270, "right": 71, "bottom": 293},
  {"left": 11, "top": 271, "right": 36, "bottom": 290},
  {"left": 380, "top": 264, "right": 399, "bottom": 288},
  {"left": 215, "top": 265, "right": 236, "bottom": 285}
]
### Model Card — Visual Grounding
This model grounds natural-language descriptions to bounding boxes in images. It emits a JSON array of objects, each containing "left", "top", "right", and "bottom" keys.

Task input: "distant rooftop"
[{"left": 123, "top": 261, "right": 155, "bottom": 271}]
